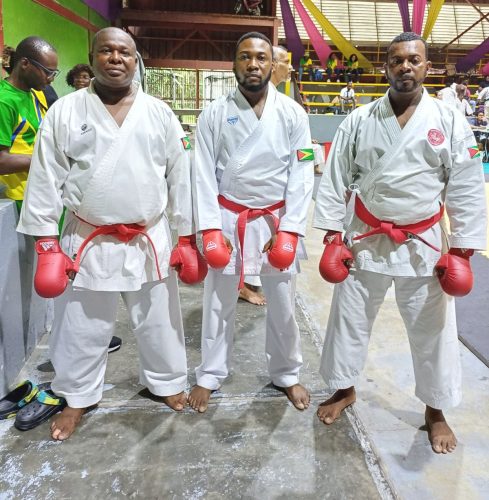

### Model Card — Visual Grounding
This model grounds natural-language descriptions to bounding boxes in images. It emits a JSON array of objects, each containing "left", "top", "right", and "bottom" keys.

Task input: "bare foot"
[
  {"left": 275, "top": 383, "right": 310, "bottom": 410},
  {"left": 238, "top": 284, "right": 266, "bottom": 305},
  {"left": 188, "top": 385, "right": 213, "bottom": 413},
  {"left": 317, "top": 387, "right": 356, "bottom": 425},
  {"left": 161, "top": 391, "right": 187, "bottom": 412},
  {"left": 425, "top": 406, "right": 457, "bottom": 454},
  {"left": 50, "top": 406, "right": 86, "bottom": 441}
]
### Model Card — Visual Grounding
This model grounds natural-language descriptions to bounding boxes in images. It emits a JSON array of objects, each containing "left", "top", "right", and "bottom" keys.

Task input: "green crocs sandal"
[
  {"left": 14, "top": 383, "right": 66, "bottom": 431},
  {"left": 0, "top": 380, "right": 39, "bottom": 420}
]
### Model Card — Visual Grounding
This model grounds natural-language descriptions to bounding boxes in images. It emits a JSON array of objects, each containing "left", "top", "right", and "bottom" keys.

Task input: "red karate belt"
[
  {"left": 353, "top": 196, "right": 444, "bottom": 251},
  {"left": 73, "top": 216, "right": 163, "bottom": 280},
  {"left": 217, "top": 194, "right": 285, "bottom": 289}
]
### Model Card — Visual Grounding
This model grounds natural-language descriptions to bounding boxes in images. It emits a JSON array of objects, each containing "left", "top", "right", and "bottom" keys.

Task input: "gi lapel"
[
  {"left": 219, "top": 84, "right": 276, "bottom": 192},
  {"left": 78, "top": 83, "right": 145, "bottom": 218},
  {"left": 358, "top": 89, "right": 430, "bottom": 199}
]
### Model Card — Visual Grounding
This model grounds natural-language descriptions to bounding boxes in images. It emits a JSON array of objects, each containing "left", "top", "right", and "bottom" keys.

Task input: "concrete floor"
[{"left": 1, "top": 204, "right": 488, "bottom": 499}]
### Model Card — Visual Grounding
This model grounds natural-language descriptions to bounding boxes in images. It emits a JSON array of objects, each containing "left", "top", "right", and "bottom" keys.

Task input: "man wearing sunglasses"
[{"left": 0, "top": 36, "right": 58, "bottom": 205}]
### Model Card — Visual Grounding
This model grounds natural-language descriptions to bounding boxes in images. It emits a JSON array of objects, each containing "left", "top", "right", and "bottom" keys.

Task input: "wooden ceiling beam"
[{"left": 120, "top": 9, "right": 277, "bottom": 28}]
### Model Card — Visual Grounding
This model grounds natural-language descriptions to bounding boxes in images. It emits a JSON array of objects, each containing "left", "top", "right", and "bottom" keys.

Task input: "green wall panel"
[{"left": 3, "top": 0, "right": 108, "bottom": 96}]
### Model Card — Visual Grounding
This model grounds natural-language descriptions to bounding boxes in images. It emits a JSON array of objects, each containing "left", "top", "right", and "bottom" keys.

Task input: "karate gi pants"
[
  {"left": 196, "top": 269, "right": 302, "bottom": 390},
  {"left": 320, "top": 270, "right": 462, "bottom": 410},
  {"left": 50, "top": 273, "right": 187, "bottom": 408}
]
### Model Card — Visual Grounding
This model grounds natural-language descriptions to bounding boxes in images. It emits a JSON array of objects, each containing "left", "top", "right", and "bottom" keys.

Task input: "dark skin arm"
[{"left": 0, "top": 146, "right": 31, "bottom": 174}]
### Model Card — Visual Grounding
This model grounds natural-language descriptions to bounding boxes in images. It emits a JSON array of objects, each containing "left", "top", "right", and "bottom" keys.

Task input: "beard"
[
  {"left": 386, "top": 73, "right": 423, "bottom": 93},
  {"left": 235, "top": 69, "right": 272, "bottom": 92}
]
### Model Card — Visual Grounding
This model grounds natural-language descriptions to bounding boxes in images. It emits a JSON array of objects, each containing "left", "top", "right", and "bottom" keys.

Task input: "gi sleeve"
[
  {"left": 279, "top": 109, "right": 314, "bottom": 237},
  {"left": 164, "top": 112, "right": 194, "bottom": 236},
  {"left": 16, "top": 110, "right": 70, "bottom": 236},
  {"left": 445, "top": 114, "right": 487, "bottom": 250},
  {"left": 313, "top": 124, "right": 354, "bottom": 232},
  {"left": 192, "top": 107, "right": 222, "bottom": 232}
]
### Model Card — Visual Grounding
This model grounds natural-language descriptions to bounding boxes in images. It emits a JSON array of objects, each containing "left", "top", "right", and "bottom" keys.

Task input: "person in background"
[
  {"left": 0, "top": 38, "right": 57, "bottom": 207},
  {"left": 469, "top": 110, "right": 488, "bottom": 159},
  {"left": 299, "top": 51, "right": 313, "bottom": 82},
  {"left": 454, "top": 84, "right": 473, "bottom": 117},
  {"left": 66, "top": 63, "right": 94, "bottom": 91},
  {"left": 339, "top": 81, "right": 357, "bottom": 114},
  {"left": 345, "top": 54, "right": 363, "bottom": 83},
  {"left": 325, "top": 53, "right": 343, "bottom": 83},
  {"left": 437, "top": 79, "right": 457, "bottom": 108}
]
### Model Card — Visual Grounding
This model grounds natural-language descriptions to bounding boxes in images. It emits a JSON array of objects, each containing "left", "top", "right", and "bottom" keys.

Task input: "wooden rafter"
[{"left": 32, "top": 0, "right": 100, "bottom": 32}]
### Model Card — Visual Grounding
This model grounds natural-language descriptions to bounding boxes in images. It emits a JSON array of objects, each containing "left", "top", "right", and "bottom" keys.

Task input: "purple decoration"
[
  {"left": 82, "top": 0, "right": 121, "bottom": 21},
  {"left": 456, "top": 38, "right": 489, "bottom": 73},
  {"left": 397, "top": 0, "right": 411, "bottom": 32},
  {"left": 280, "top": 0, "right": 305, "bottom": 68}
]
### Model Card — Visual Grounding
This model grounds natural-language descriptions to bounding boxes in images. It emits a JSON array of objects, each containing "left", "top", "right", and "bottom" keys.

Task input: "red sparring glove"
[
  {"left": 34, "top": 238, "right": 74, "bottom": 298},
  {"left": 202, "top": 229, "right": 231, "bottom": 269},
  {"left": 435, "top": 248, "right": 474, "bottom": 297},
  {"left": 267, "top": 231, "right": 298, "bottom": 270},
  {"left": 169, "top": 235, "right": 208, "bottom": 284},
  {"left": 319, "top": 231, "right": 354, "bottom": 283}
]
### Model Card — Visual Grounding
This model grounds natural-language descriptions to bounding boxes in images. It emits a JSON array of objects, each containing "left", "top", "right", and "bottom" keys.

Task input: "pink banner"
[
  {"left": 412, "top": 0, "right": 427, "bottom": 35},
  {"left": 292, "top": 0, "right": 332, "bottom": 66}
]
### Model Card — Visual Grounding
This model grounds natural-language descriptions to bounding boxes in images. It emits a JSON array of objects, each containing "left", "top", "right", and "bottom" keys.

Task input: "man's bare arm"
[{"left": 0, "top": 146, "right": 31, "bottom": 175}]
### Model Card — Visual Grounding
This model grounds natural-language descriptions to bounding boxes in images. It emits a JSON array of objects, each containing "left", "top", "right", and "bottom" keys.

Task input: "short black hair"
[
  {"left": 66, "top": 64, "right": 94, "bottom": 87},
  {"left": 13, "top": 36, "right": 56, "bottom": 67},
  {"left": 387, "top": 32, "right": 428, "bottom": 59},
  {"left": 234, "top": 32, "right": 273, "bottom": 60}
]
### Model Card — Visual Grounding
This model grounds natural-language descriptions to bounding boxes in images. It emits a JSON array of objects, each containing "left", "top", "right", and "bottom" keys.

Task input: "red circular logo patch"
[{"left": 428, "top": 129, "right": 445, "bottom": 146}]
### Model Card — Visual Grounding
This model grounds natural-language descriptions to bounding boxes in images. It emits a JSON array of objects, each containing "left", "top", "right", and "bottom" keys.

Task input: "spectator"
[
  {"left": 476, "top": 83, "right": 489, "bottom": 120},
  {"left": 325, "top": 53, "right": 343, "bottom": 82},
  {"left": 469, "top": 110, "right": 488, "bottom": 159},
  {"left": 345, "top": 54, "right": 363, "bottom": 83},
  {"left": 339, "top": 81, "right": 356, "bottom": 114},
  {"left": 0, "top": 38, "right": 57, "bottom": 206},
  {"left": 437, "top": 80, "right": 457, "bottom": 107},
  {"left": 66, "top": 63, "right": 94, "bottom": 90},
  {"left": 299, "top": 51, "right": 313, "bottom": 81},
  {"left": 455, "top": 84, "right": 473, "bottom": 117}
]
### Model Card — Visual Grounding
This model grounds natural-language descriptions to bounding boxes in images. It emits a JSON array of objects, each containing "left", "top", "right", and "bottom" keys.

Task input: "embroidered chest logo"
[
  {"left": 297, "top": 148, "right": 314, "bottom": 161},
  {"left": 80, "top": 123, "right": 93, "bottom": 135},
  {"left": 427, "top": 129, "right": 445, "bottom": 146},
  {"left": 181, "top": 136, "right": 191, "bottom": 150},
  {"left": 468, "top": 146, "right": 481, "bottom": 159},
  {"left": 227, "top": 116, "right": 239, "bottom": 125}
]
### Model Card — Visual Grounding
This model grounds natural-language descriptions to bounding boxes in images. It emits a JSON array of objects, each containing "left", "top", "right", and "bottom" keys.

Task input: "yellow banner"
[
  {"left": 301, "top": 0, "right": 373, "bottom": 70},
  {"left": 423, "top": 0, "right": 445, "bottom": 39}
]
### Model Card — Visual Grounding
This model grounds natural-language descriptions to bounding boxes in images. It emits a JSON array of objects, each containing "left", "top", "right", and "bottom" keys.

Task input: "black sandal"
[
  {"left": 14, "top": 383, "right": 66, "bottom": 431},
  {"left": 0, "top": 380, "right": 39, "bottom": 420}
]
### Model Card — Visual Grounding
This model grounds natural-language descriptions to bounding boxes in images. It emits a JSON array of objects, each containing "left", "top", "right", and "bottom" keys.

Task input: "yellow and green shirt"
[{"left": 0, "top": 79, "right": 47, "bottom": 200}]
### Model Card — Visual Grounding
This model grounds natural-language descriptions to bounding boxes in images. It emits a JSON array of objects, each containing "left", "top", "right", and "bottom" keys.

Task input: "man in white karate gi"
[
  {"left": 189, "top": 32, "right": 314, "bottom": 413},
  {"left": 314, "top": 32, "right": 487, "bottom": 454},
  {"left": 17, "top": 28, "right": 199, "bottom": 440}
]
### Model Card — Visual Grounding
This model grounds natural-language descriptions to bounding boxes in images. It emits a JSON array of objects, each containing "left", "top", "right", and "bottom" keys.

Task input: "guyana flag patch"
[
  {"left": 181, "top": 136, "right": 191, "bottom": 150},
  {"left": 468, "top": 146, "right": 481, "bottom": 159},
  {"left": 297, "top": 148, "right": 314, "bottom": 162}
]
